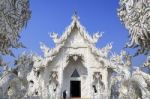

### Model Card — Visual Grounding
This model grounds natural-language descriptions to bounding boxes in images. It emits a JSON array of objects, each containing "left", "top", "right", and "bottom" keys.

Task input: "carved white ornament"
[{"left": 118, "top": 0, "right": 150, "bottom": 55}]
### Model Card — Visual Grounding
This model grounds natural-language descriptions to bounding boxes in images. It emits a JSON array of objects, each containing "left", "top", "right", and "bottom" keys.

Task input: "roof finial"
[
  {"left": 74, "top": 10, "right": 77, "bottom": 16},
  {"left": 72, "top": 10, "right": 79, "bottom": 20}
]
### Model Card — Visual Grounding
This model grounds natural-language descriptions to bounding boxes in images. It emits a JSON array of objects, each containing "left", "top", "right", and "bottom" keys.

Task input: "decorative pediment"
[
  {"left": 36, "top": 13, "right": 114, "bottom": 69},
  {"left": 50, "top": 12, "right": 102, "bottom": 45}
]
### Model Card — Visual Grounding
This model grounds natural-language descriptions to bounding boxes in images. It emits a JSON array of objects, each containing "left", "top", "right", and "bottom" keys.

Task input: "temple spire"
[{"left": 72, "top": 10, "right": 80, "bottom": 21}]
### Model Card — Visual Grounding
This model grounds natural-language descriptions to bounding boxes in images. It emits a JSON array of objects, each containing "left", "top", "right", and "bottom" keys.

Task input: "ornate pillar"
[
  {"left": 57, "top": 48, "right": 66, "bottom": 98},
  {"left": 57, "top": 66, "right": 63, "bottom": 98},
  {"left": 89, "top": 69, "right": 94, "bottom": 98}
]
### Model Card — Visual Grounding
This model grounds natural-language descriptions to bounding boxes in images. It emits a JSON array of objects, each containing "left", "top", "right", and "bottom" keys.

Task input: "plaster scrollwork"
[
  {"left": 39, "top": 42, "right": 65, "bottom": 69},
  {"left": 92, "top": 32, "right": 103, "bottom": 44},
  {"left": 118, "top": 0, "right": 150, "bottom": 55},
  {"left": 119, "top": 80, "right": 142, "bottom": 99},
  {"left": 15, "top": 53, "right": 34, "bottom": 80},
  {"left": 90, "top": 43, "right": 112, "bottom": 60},
  {"left": 7, "top": 78, "right": 23, "bottom": 99},
  {"left": 64, "top": 54, "right": 85, "bottom": 69},
  {"left": 40, "top": 42, "right": 52, "bottom": 57},
  {"left": 26, "top": 68, "right": 41, "bottom": 97},
  {"left": 111, "top": 53, "right": 123, "bottom": 66},
  {"left": 40, "top": 42, "right": 64, "bottom": 58},
  {"left": 120, "top": 51, "right": 132, "bottom": 67},
  {"left": 117, "top": 67, "right": 150, "bottom": 99},
  {"left": 68, "top": 54, "right": 83, "bottom": 61},
  {"left": 131, "top": 68, "right": 150, "bottom": 98},
  {"left": 32, "top": 55, "right": 44, "bottom": 70},
  {"left": 110, "top": 76, "right": 121, "bottom": 99},
  {"left": 49, "top": 14, "right": 101, "bottom": 46},
  {"left": 100, "top": 43, "right": 112, "bottom": 58},
  {"left": 49, "top": 32, "right": 59, "bottom": 44},
  {"left": 47, "top": 71, "right": 59, "bottom": 99},
  {"left": 0, "top": 53, "right": 35, "bottom": 99},
  {"left": 109, "top": 51, "right": 131, "bottom": 80},
  {"left": 92, "top": 72, "right": 105, "bottom": 99},
  {"left": 110, "top": 50, "right": 131, "bottom": 68}
]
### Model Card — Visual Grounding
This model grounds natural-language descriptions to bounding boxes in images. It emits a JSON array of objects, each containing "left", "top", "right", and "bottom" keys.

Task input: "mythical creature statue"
[
  {"left": 40, "top": 42, "right": 52, "bottom": 58},
  {"left": 26, "top": 70, "right": 41, "bottom": 97},
  {"left": 47, "top": 71, "right": 59, "bottom": 99},
  {"left": 92, "top": 72, "right": 105, "bottom": 99},
  {"left": 49, "top": 32, "right": 59, "bottom": 44},
  {"left": 109, "top": 51, "right": 133, "bottom": 99},
  {"left": 0, "top": 72, "right": 21, "bottom": 98},
  {"left": 0, "top": 53, "right": 34, "bottom": 98},
  {"left": 100, "top": 43, "right": 112, "bottom": 58},
  {"left": 40, "top": 42, "right": 64, "bottom": 60},
  {"left": 131, "top": 68, "right": 150, "bottom": 98},
  {"left": 92, "top": 32, "right": 103, "bottom": 43},
  {"left": 110, "top": 51, "right": 131, "bottom": 79},
  {"left": 117, "top": 67, "right": 150, "bottom": 99}
]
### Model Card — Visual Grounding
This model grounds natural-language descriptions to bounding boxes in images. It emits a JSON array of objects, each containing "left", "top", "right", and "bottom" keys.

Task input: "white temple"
[
  {"left": 26, "top": 13, "right": 128, "bottom": 99},
  {"left": 0, "top": 13, "right": 150, "bottom": 99},
  {"left": 30, "top": 13, "right": 109, "bottom": 98}
]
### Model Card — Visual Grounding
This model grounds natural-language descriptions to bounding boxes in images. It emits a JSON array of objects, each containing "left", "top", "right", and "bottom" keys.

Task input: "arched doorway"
[{"left": 62, "top": 55, "right": 87, "bottom": 98}]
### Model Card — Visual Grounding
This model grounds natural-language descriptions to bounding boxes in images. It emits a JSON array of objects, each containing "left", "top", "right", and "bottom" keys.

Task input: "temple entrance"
[
  {"left": 70, "top": 81, "right": 81, "bottom": 97},
  {"left": 62, "top": 55, "right": 88, "bottom": 98}
]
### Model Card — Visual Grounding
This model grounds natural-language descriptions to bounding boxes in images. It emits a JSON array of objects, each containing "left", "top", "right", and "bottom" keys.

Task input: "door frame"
[{"left": 70, "top": 80, "right": 81, "bottom": 98}]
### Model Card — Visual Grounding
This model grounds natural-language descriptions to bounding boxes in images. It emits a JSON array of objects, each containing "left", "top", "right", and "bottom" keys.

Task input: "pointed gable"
[
  {"left": 50, "top": 12, "right": 102, "bottom": 45},
  {"left": 38, "top": 13, "right": 112, "bottom": 68}
]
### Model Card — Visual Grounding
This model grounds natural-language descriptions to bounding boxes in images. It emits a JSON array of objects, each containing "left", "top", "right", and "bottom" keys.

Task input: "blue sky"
[{"left": 5, "top": 0, "right": 147, "bottom": 67}]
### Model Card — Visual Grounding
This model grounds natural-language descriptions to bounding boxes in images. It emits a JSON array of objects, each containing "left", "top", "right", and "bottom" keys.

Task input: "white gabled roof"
[
  {"left": 50, "top": 13, "right": 102, "bottom": 45},
  {"left": 37, "top": 13, "right": 112, "bottom": 68}
]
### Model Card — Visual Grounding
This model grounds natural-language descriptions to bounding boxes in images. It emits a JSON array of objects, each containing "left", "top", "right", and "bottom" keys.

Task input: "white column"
[
  {"left": 89, "top": 69, "right": 93, "bottom": 98},
  {"left": 58, "top": 67, "right": 63, "bottom": 98}
]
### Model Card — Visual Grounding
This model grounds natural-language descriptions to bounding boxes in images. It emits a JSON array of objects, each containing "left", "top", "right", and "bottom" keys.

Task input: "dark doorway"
[{"left": 70, "top": 81, "right": 81, "bottom": 97}]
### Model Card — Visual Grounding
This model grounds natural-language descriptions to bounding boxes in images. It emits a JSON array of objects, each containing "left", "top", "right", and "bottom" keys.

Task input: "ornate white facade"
[
  {"left": 0, "top": 13, "right": 150, "bottom": 99},
  {"left": 30, "top": 14, "right": 112, "bottom": 99},
  {"left": 24, "top": 14, "right": 131, "bottom": 99}
]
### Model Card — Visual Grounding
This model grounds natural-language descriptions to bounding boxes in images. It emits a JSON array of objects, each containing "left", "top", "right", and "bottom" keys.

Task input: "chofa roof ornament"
[{"left": 72, "top": 10, "right": 80, "bottom": 21}]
